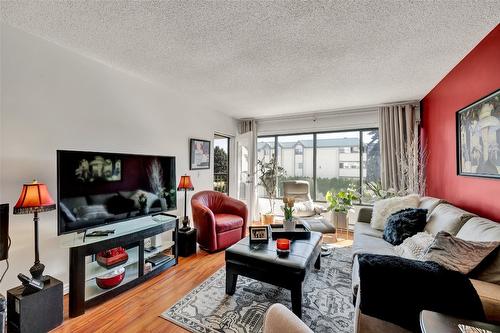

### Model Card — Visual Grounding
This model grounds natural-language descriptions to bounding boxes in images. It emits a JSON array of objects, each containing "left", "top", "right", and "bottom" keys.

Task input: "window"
[
  {"left": 257, "top": 128, "right": 380, "bottom": 205},
  {"left": 214, "top": 135, "right": 230, "bottom": 194},
  {"left": 277, "top": 134, "right": 313, "bottom": 197}
]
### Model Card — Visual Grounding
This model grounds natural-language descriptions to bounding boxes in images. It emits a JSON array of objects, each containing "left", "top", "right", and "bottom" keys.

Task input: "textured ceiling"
[{"left": 1, "top": 1, "right": 499, "bottom": 118}]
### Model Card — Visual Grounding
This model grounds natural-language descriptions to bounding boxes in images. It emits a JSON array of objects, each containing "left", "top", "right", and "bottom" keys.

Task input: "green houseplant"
[
  {"left": 325, "top": 185, "right": 359, "bottom": 231},
  {"left": 257, "top": 155, "right": 286, "bottom": 224}
]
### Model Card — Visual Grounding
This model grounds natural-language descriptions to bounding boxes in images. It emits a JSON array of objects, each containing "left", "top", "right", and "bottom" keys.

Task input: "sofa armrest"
[
  {"left": 263, "top": 304, "right": 313, "bottom": 333},
  {"left": 470, "top": 279, "right": 500, "bottom": 324},
  {"left": 357, "top": 207, "right": 373, "bottom": 223}
]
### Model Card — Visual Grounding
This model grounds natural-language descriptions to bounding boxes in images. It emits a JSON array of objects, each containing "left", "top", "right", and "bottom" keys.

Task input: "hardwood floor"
[
  {"left": 53, "top": 230, "right": 353, "bottom": 333},
  {"left": 54, "top": 249, "right": 225, "bottom": 333}
]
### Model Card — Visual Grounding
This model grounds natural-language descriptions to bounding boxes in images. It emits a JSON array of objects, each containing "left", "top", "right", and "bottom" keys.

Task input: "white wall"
[
  {"left": 257, "top": 107, "right": 378, "bottom": 136},
  {"left": 0, "top": 25, "right": 237, "bottom": 294}
]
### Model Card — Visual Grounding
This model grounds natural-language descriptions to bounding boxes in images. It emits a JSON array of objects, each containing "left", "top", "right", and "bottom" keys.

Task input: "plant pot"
[
  {"left": 283, "top": 218, "right": 296, "bottom": 232},
  {"left": 263, "top": 213, "right": 275, "bottom": 225},
  {"left": 331, "top": 211, "right": 348, "bottom": 230}
]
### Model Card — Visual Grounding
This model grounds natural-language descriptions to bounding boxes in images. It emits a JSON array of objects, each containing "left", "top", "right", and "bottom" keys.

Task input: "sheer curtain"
[
  {"left": 239, "top": 119, "right": 259, "bottom": 222},
  {"left": 378, "top": 103, "right": 423, "bottom": 194}
]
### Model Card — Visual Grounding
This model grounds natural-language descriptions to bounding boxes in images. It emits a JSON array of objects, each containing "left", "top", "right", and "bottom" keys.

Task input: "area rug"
[{"left": 161, "top": 246, "right": 354, "bottom": 333}]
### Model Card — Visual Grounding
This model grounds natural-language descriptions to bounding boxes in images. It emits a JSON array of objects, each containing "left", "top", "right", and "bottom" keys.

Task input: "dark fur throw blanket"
[{"left": 358, "top": 254, "right": 485, "bottom": 332}]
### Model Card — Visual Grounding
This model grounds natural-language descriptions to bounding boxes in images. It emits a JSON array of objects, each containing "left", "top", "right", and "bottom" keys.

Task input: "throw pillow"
[
  {"left": 130, "top": 190, "right": 159, "bottom": 210},
  {"left": 421, "top": 231, "right": 499, "bottom": 274},
  {"left": 394, "top": 231, "right": 435, "bottom": 260},
  {"left": 370, "top": 194, "right": 420, "bottom": 230},
  {"left": 74, "top": 205, "right": 112, "bottom": 221},
  {"left": 383, "top": 208, "right": 428, "bottom": 245}
]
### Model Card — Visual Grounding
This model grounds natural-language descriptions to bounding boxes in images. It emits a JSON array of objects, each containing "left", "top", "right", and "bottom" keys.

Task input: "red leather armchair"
[{"left": 191, "top": 191, "right": 248, "bottom": 252}]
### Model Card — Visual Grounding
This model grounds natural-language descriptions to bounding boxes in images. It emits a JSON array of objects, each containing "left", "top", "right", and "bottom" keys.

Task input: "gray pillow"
[
  {"left": 74, "top": 205, "right": 112, "bottom": 221},
  {"left": 421, "top": 231, "right": 499, "bottom": 274}
]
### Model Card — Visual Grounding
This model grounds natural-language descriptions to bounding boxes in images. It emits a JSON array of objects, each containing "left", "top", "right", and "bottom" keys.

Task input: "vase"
[
  {"left": 331, "top": 211, "right": 349, "bottom": 236},
  {"left": 263, "top": 213, "right": 275, "bottom": 225},
  {"left": 283, "top": 218, "right": 296, "bottom": 231}
]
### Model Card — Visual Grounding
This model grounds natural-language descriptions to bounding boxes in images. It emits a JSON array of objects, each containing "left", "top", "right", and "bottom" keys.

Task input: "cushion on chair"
[{"left": 214, "top": 214, "right": 244, "bottom": 233}]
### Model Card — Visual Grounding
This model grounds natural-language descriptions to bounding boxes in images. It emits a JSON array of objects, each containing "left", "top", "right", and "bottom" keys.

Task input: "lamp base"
[
  {"left": 29, "top": 262, "right": 46, "bottom": 281},
  {"left": 179, "top": 216, "right": 191, "bottom": 232}
]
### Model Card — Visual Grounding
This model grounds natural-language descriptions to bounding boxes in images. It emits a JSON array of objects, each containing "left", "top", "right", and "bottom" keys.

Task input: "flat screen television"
[{"left": 57, "top": 150, "right": 176, "bottom": 235}]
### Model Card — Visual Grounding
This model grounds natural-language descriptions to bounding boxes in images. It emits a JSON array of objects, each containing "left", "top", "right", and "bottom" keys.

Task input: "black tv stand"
[{"left": 66, "top": 214, "right": 178, "bottom": 317}]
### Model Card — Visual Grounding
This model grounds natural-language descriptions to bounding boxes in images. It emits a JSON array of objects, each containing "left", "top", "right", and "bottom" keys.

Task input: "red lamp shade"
[
  {"left": 177, "top": 175, "right": 194, "bottom": 191},
  {"left": 13, "top": 180, "right": 56, "bottom": 214}
]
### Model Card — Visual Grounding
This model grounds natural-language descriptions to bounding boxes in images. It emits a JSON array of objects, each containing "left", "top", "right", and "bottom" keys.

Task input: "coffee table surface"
[{"left": 225, "top": 231, "right": 321, "bottom": 270}]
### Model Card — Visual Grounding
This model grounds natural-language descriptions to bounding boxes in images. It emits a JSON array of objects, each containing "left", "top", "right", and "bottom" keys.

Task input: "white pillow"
[
  {"left": 394, "top": 231, "right": 435, "bottom": 260},
  {"left": 370, "top": 194, "right": 420, "bottom": 230}
]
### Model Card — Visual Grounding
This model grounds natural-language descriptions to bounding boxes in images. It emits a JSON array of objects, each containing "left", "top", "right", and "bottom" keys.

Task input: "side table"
[
  {"left": 7, "top": 276, "right": 63, "bottom": 333},
  {"left": 420, "top": 310, "right": 500, "bottom": 333},
  {"left": 178, "top": 228, "right": 197, "bottom": 257}
]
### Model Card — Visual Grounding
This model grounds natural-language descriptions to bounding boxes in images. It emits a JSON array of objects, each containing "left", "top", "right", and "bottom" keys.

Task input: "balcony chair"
[
  {"left": 282, "top": 180, "right": 336, "bottom": 254},
  {"left": 191, "top": 190, "right": 248, "bottom": 252}
]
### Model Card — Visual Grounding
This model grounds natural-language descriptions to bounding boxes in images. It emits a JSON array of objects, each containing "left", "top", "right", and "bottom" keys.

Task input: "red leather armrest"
[
  {"left": 191, "top": 199, "right": 217, "bottom": 251},
  {"left": 221, "top": 196, "right": 248, "bottom": 236}
]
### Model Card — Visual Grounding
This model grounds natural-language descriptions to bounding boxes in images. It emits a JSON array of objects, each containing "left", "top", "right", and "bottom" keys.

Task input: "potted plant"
[
  {"left": 282, "top": 196, "right": 295, "bottom": 231},
  {"left": 325, "top": 185, "right": 359, "bottom": 231},
  {"left": 257, "top": 155, "right": 286, "bottom": 224}
]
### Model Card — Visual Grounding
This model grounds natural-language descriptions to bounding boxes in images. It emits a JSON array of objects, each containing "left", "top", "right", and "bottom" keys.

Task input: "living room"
[{"left": 0, "top": 2, "right": 499, "bottom": 333}]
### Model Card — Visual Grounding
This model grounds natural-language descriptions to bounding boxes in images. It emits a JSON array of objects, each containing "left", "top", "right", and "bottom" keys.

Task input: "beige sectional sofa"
[
  {"left": 352, "top": 197, "right": 500, "bottom": 333},
  {"left": 263, "top": 196, "right": 500, "bottom": 333}
]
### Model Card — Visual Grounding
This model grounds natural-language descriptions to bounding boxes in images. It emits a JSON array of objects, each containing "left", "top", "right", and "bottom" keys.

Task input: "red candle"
[{"left": 276, "top": 238, "right": 290, "bottom": 251}]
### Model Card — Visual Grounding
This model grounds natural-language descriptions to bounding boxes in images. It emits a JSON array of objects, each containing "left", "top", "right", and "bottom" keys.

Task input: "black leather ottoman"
[{"left": 225, "top": 232, "right": 322, "bottom": 318}]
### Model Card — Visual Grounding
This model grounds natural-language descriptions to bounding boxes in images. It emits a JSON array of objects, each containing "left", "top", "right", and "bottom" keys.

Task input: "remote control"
[
  {"left": 17, "top": 273, "right": 44, "bottom": 291},
  {"left": 86, "top": 230, "right": 115, "bottom": 237}
]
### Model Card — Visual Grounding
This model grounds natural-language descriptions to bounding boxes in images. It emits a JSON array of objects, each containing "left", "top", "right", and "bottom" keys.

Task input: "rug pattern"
[{"left": 161, "top": 246, "right": 354, "bottom": 333}]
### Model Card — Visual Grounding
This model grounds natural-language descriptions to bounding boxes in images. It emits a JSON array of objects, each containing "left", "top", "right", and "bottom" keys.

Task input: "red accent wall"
[{"left": 421, "top": 25, "right": 500, "bottom": 222}]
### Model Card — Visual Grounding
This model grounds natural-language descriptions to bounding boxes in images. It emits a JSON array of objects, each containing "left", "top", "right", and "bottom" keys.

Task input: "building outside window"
[
  {"left": 214, "top": 135, "right": 230, "bottom": 194},
  {"left": 257, "top": 129, "right": 380, "bottom": 205}
]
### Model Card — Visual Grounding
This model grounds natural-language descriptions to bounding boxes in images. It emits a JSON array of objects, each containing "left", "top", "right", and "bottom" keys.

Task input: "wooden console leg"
[
  {"left": 225, "top": 270, "right": 238, "bottom": 295},
  {"left": 291, "top": 284, "right": 303, "bottom": 319}
]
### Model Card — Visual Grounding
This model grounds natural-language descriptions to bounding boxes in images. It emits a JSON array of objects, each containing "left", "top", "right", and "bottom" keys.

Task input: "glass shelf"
[
  {"left": 60, "top": 214, "right": 176, "bottom": 248},
  {"left": 85, "top": 247, "right": 139, "bottom": 282},
  {"left": 85, "top": 263, "right": 139, "bottom": 301}
]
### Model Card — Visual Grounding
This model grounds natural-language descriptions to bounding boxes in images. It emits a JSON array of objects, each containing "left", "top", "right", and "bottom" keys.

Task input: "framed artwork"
[
  {"left": 75, "top": 155, "right": 121, "bottom": 182},
  {"left": 249, "top": 226, "right": 270, "bottom": 243},
  {"left": 457, "top": 89, "right": 500, "bottom": 179},
  {"left": 190, "top": 138, "right": 211, "bottom": 170}
]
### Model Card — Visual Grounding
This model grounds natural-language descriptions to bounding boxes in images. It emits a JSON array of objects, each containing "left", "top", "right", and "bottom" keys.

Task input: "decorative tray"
[{"left": 270, "top": 223, "right": 311, "bottom": 240}]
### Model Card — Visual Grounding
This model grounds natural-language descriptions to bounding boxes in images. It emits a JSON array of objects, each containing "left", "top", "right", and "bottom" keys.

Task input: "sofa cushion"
[
  {"left": 355, "top": 222, "right": 384, "bottom": 238},
  {"left": 353, "top": 232, "right": 397, "bottom": 258},
  {"left": 59, "top": 202, "right": 77, "bottom": 223},
  {"left": 214, "top": 214, "right": 244, "bottom": 233},
  {"left": 457, "top": 217, "right": 500, "bottom": 285},
  {"left": 421, "top": 231, "right": 499, "bottom": 274},
  {"left": 418, "top": 197, "right": 446, "bottom": 215},
  {"left": 383, "top": 208, "right": 428, "bottom": 245},
  {"left": 61, "top": 196, "right": 88, "bottom": 213},
  {"left": 424, "top": 204, "right": 475, "bottom": 236},
  {"left": 88, "top": 193, "right": 117, "bottom": 206},
  {"left": 370, "top": 195, "right": 420, "bottom": 230}
]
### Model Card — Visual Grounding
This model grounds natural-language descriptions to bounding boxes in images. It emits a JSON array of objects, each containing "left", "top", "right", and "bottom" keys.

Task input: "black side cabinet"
[
  {"left": 7, "top": 276, "right": 63, "bottom": 333},
  {"left": 178, "top": 228, "right": 197, "bottom": 257}
]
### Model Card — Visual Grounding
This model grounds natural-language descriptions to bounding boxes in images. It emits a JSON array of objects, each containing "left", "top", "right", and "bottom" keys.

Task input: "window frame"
[
  {"left": 257, "top": 127, "right": 379, "bottom": 205},
  {"left": 213, "top": 134, "right": 230, "bottom": 195}
]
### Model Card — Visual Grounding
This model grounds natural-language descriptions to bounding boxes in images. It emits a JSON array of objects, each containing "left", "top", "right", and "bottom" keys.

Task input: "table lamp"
[
  {"left": 13, "top": 180, "right": 56, "bottom": 281},
  {"left": 177, "top": 175, "right": 194, "bottom": 232}
]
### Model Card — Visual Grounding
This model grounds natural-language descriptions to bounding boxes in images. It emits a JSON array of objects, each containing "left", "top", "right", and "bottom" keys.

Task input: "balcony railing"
[{"left": 214, "top": 173, "right": 229, "bottom": 194}]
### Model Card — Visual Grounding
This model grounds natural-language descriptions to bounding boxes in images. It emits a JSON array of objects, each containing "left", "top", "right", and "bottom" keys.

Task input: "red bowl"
[{"left": 96, "top": 267, "right": 125, "bottom": 289}]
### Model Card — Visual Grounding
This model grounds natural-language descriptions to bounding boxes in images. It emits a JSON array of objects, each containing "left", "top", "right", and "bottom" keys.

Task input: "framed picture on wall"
[
  {"left": 456, "top": 88, "right": 500, "bottom": 179},
  {"left": 190, "top": 138, "right": 211, "bottom": 170}
]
